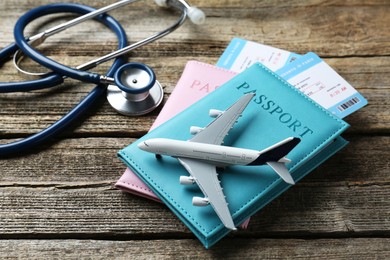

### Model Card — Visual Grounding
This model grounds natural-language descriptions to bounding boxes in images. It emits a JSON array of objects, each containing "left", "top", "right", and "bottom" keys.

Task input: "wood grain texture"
[
  {"left": 0, "top": 0, "right": 389, "bottom": 257},
  {"left": 1, "top": 0, "right": 390, "bottom": 56},
  {"left": 0, "top": 184, "right": 388, "bottom": 237},
  {"left": 0, "top": 238, "right": 389, "bottom": 259}
]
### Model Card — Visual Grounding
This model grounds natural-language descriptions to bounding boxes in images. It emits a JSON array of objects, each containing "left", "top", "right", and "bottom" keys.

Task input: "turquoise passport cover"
[{"left": 118, "top": 63, "right": 349, "bottom": 248}]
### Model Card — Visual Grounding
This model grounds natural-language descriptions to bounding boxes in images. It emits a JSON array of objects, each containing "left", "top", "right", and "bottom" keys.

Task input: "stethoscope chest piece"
[{"left": 107, "top": 62, "right": 164, "bottom": 116}]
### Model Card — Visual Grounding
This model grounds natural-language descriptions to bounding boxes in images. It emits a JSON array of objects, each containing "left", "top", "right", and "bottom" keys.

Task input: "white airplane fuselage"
[{"left": 138, "top": 138, "right": 260, "bottom": 166}]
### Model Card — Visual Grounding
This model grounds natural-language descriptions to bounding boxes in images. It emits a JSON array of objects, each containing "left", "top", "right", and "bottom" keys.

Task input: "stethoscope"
[{"left": 0, "top": 0, "right": 205, "bottom": 156}]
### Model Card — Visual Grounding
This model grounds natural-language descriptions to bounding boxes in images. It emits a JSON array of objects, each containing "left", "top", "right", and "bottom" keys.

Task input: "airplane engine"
[
  {"left": 209, "top": 109, "right": 224, "bottom": 118},
  {"left": 192, "top": 196, "right": 209, "bottom": 206},
  {"left": 179, "top": 176, "right": 195, "bottom": 185},
  {"left": 190, "top": 126, "right": 204, "bottom": 135}
]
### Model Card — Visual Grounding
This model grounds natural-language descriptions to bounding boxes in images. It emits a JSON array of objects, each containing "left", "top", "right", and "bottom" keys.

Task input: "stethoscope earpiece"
[
  {"left": 187, "top": 7, "right": 206, "bottom": 25},
  {"left": 107, "top": 63, "right": 163, "bottom": 116}
]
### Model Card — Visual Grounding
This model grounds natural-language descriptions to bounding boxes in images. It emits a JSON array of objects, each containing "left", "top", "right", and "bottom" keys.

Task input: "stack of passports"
[{"left": 118, "top": 63, "right": 349, "bottom": 248}]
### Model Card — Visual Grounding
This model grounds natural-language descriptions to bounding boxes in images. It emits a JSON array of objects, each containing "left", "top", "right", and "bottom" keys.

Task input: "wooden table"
[{"left": 0, "top": 0, "right": 389, "bottom": 258}]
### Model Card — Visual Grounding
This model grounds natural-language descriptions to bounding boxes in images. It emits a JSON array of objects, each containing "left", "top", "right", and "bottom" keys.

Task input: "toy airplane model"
[{"left": 138, "top": 93, "right": 300, "bottom": 230}]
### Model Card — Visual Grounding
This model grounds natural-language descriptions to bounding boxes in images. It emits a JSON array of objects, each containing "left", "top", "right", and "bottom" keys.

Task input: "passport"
[
  {"left": 115, "top": 61, "right": 253, "bottom": 228},
  {"left": 118, "top": 63, "right": 349, "bottom": 248}
]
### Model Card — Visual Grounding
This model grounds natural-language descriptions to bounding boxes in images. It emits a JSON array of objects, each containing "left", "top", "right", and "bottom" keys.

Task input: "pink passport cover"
[{"left": 115, "top": 61, "right": 250, "bottom": 228}]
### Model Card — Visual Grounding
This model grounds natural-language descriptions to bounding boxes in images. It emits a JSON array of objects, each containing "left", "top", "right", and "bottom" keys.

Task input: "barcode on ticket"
[{"left": 337, "top": 97, "right": 360, "bottom": 112}]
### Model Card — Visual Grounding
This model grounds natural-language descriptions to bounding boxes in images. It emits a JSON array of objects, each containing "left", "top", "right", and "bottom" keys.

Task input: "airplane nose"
[{"left": 137, "top": 141, "right": 148, "bottom": 151}]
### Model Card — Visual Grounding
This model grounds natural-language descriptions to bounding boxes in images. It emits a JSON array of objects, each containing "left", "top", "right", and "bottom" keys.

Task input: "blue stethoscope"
[{"left": 0, "top": 0, "right": 205, "bottom": 156}]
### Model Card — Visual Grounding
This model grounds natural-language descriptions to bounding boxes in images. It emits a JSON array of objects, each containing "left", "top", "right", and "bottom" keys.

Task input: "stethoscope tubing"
[
  {"left": 13, "top": 2, "right": 188, "bottom": 87},
  {"left": 0, "top": 3, "right": 129, "bottom": 92},
  {"left": 0, "top": 3, "right": 128, "bottom": 156},
  {"left": 0, "top": 40, "right": 64, "bottom": 92},
  {"left": 13, "top": 3, "right": 108, "bottom": 85}
]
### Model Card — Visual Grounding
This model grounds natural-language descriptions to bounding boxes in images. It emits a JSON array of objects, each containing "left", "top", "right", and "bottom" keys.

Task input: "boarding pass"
[
  {"left": 217, "top": 38, "right": 300, "bottom": 72},
  {"left": 217, "top": 38, "right": 367, "bottom": 118},
  {"left": 276, "top": 52, "right": 367, "bottom": 118}
]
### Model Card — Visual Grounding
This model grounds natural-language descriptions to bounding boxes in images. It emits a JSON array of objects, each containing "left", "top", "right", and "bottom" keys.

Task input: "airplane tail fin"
[{"left": 248, "top": 137, "right": 301, "bottom": 184}]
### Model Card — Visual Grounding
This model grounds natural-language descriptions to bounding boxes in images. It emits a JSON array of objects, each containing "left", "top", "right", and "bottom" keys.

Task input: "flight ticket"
[
  {"left": 276, "top": 52, "right": 367, "bottom": 118},
  {"left": 217, "top": 38, "right": 367, "bottom": 118},
  {"left": 217, "top": 38, "right": 300, "bottom": 73}
]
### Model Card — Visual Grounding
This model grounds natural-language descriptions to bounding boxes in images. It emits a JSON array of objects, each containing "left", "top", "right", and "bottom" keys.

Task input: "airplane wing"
[
  {"left": 189, "top": 93, "right": 255, "bottom": 145},
  {"left": 178, "top": 157, "right": 237, "bottom": 230}
]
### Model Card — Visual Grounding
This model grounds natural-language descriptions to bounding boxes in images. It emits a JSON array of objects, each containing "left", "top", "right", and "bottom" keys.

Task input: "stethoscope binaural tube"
[
  {"left": 12, "top": 0, "right": 202, "bottom": 86},
  {"left": 0, "top": 3, "right": 128, "bottom": 156}
]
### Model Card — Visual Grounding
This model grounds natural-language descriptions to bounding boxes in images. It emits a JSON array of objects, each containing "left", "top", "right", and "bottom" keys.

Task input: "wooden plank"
[
  {"left": 0, "top": 136, "right": 388, "bottom": 184},
  {"left": 0, "top": 238, "right": 389, "bottom": 259},
  {"left": 0, "top": 184, "right": 388, "bottom": 236},
  {"left": 1, "top": 3, "right": 390, "bottom": 61},
  {"left": 1, "top": 1, "right": 389, "bottom": 57},
  {"left": 0, "top": 137, "right": 131, "bottom": 183}
]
